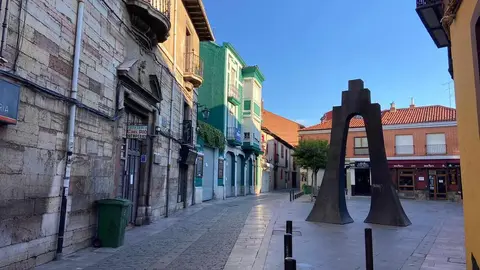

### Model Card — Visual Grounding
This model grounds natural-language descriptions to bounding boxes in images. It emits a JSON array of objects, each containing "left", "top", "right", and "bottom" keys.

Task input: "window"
[
  {"left": 184, "top": 28, "right": 192, "bottom": 71},
  {"left": 426, "top": 133, "right": 446, "bottom": 154},
  {"left": 281, "top": 145, "right": 284, "bottom": 158},
  {"left": 395, "top": 135, "right": 414, "bottom": 155},
  {"left": 398, "top": 170, "right": 415, "bottom": 191},
  {"left": 354, "top": 137, "right": 368, "bottom": 155}
]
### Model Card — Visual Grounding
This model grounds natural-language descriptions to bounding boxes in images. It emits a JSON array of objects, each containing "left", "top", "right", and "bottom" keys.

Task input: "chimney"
[
  {"left": 409, "top": 97, "right": 415, "bottom": 109},
  {"left": 390, "top": 101, "right": 396, "bottom": 112}
]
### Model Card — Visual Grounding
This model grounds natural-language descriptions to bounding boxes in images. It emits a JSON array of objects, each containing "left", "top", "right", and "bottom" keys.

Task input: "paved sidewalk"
[
  {"left": 36, "top": 193, "right": 287, "bottom": 270},
  {"left": 260, "top": 196, "right": 465, "bottom": 270}
]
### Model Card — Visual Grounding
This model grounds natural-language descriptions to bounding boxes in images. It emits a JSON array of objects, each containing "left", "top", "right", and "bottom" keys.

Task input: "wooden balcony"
[{"left": 126, "top": 0, "right": 171, "bottom": 47}]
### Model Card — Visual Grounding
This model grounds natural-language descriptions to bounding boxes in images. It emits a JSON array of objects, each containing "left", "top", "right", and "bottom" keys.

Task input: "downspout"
[
  {"left": 165, "top": 0, "right": 178, "bottom": 217},
  {"left": 56, "top": 0, "right": 84, "bottom": 259}
]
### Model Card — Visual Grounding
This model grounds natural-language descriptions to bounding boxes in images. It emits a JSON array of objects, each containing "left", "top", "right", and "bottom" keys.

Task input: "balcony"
[
  {"left": 395, "top": 145, "right": 415, "bottom": 155},
  {"left": 242, "top": 130, "right": 262, "bottom": 154},
  {"left": 184, "top": 52, "right": 204, "bottom": 88},
  {"left": 182, "top": 120, "right": 194, "bottom": 146},
  {"left": 426, "top": 144, "right": 447, "bottom": 155},
  {"left": 126, "top": 0, "right": 171, "bottom": 47},
  {"left": 226, "top": 126, "right": 242, "bottom": 146},
  {"left": 415, "top": 0, "right": 449, "bottom": 48},
  {"left": 179, "top": 120, "right": 196, "bottom": 164},
  {"left": 354, "top": 147, "right": 369, "bottom": 156},
  {"left": 228, "top": 84, "right": 241, "bottom": 105}
]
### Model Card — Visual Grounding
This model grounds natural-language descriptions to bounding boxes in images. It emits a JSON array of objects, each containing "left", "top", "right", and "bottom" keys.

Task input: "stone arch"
[{"left": 306, "top": 79, "right": 411, "bottom": 227}]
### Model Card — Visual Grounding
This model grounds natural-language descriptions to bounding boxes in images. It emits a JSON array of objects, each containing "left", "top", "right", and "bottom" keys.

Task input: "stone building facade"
[{"left": 0, "top": 0, "right": 213, "bottom": 268}]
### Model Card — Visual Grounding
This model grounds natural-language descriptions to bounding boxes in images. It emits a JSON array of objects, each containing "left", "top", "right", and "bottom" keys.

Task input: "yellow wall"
[
  {"left": 158, "top": 0, "right": 201, "bottom": 103},
  {"left": 449, "top": 0, "right": 480, "bottom": 268}
]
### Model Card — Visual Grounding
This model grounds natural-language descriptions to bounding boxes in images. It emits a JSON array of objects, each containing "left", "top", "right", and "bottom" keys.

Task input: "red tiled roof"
[
  {"left": 262, "top": 109, "right": 305, "bottom": 146},
  {"left": 302, "top": 105, "right": 456, "bottom": 131}
]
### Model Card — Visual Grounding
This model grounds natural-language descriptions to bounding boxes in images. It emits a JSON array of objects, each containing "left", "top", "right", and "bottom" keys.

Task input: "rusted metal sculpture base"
[{"left": 306, "top": 79, "right": 411, "bottom": 227}]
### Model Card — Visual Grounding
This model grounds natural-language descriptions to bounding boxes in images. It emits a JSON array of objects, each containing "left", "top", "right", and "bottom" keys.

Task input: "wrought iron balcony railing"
[
  {"left": 416, "top": 0, "right": 442, "bottom": 8},
  {"left": 395, "top": 145, "right": 415, "bottom": 155},
  {"left": 126, "top": 0, "right": 171, "bottom": 46},
  {"left": 185, "top": 52, "right": 204, "bottom": 78},
  {"left": 426, "top": 144, "right": 447, "bottom": 155},
  {"left": 182, "top": 120, "right": 193, "bottom": 145},
  {"left": 227, "top": 126, "right": 242, "bottom": 144}
]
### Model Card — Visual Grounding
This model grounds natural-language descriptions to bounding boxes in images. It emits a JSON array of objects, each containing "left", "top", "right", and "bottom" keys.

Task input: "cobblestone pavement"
[{"left": 36, "top": 192, "right": 288, "bottom": 270}]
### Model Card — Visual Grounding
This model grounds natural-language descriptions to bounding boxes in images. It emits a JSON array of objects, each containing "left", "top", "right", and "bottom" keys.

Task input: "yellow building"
[
  {"left": 417, "top": 0, "right": 480, "bottom": 268},
  {"left": 159, "top": 0, "right": 214, "bottom": 103}
]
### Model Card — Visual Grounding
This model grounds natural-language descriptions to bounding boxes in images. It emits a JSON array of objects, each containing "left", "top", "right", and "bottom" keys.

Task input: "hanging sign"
[
  {"left": 127, "top": 125, "right": 148, "bottom": 139},
  {"left": 0, "top": 80, "right": 21, "bottom": 125}
]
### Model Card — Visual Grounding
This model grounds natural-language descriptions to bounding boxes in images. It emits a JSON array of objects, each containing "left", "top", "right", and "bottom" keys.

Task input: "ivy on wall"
[{"left": 198, "top": 120, "right": 225, "bottom": 150}]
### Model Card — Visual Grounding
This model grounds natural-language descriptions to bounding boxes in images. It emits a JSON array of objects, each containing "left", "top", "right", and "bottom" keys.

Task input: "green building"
[{"left": 196, "top": 42, "right": 265, "bottom": 201}]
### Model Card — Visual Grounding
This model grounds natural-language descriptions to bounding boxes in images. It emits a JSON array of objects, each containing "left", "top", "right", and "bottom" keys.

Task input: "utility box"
[{"left": 96, "top": 199, "right": 131, "bottom": 248}]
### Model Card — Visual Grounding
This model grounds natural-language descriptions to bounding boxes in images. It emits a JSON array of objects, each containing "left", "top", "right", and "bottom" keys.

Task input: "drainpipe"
[
  {"left": 165, "top": 0, "right": 178, "bottom": 217},
  {"left": 55, "top": 0, "right": 84, "bottom": 259},
  {"left": 0, "top": 0, "right": 10, "bottom": 59}
]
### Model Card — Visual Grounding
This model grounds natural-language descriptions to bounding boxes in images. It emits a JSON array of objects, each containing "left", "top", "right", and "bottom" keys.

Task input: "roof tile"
[
  {"left": 302, "top": 105, "right": 456, "bottom": 131},
  {"left": 262, "top": 110, "right": 305, "bottom": 146}
]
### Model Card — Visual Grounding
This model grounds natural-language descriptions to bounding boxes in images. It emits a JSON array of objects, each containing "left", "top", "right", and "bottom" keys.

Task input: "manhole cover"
[{"left": 272, "top": 230, "right": 302, "bottom": 236}]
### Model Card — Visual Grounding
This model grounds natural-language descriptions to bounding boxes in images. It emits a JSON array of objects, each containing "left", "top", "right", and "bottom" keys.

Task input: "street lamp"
[
  {"left": 200, "top": 106, "right": 210, "bottom": 120},
  {"left": 195, "top": 102, "right": 210, "bottom": 132}
]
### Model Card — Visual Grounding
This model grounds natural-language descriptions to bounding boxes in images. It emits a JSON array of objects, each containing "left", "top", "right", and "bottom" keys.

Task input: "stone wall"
[{"left": 0, "top": 0, "right": 196, "bottom": 268}]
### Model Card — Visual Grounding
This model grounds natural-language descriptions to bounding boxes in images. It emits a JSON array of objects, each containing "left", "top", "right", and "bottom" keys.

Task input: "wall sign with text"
[{"left": 0, "top": 80, "right": 21, "bottom": 125}]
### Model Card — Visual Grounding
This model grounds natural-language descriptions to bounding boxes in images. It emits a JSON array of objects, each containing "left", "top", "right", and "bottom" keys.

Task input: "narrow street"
[{"left": 37, "top": 193, "right": 288, "bottom": 270}]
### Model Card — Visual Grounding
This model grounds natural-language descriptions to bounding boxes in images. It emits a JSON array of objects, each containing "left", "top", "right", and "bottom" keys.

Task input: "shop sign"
[
  {"left": 127, "top": 125, "right": 148, "bottom": 139},
  {"left": 0, "top": 80, "right": 21, "bottom": 125},
  {"left": 355, "top": 161, "right": 370, "bottom": 168}
]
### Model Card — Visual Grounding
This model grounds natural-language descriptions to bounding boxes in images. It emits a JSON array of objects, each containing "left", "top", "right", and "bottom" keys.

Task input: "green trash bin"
[{"left": 96, "top": 198, "right": 131, "bottom": 248}]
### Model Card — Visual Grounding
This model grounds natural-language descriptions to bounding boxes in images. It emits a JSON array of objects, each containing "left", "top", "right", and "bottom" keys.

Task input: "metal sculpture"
[{"left": 306, "top": 79, "right": 411, "bottom": 227}]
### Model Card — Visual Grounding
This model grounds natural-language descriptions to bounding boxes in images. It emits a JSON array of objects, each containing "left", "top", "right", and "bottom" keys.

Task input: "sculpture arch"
[{"left": 306, "top": 79, "right": 411, "bottom": 227}]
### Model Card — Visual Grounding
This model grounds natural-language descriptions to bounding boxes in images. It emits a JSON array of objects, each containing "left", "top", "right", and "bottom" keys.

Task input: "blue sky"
[{"left": 203, "top": 0, "right": 453, "bottom": 127}]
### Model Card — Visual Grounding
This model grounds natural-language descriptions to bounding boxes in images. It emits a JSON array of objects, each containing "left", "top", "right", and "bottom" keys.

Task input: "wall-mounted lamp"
[
  {"left": 195, "top": 102, "right": 210, "bottom": 120},
  {"left": 194, "top": 102, "right": 210, "bottom": 132}
]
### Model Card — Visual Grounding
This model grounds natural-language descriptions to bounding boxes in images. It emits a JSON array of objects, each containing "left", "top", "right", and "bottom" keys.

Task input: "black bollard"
[
  {"left": 365, "top": 228, "right": 373, "bottom": 270},
  {"left": 284, "top": 233, "right": 292, "bottom": 258},
  {"left": 286, "top": 220, "right": 292, "bottom": 234},
  {"left": 289, "top": 190, "right": 293, "bottom": 201},
  {"left": 284, "top": 257, "right": 296, "bottom": 270}
]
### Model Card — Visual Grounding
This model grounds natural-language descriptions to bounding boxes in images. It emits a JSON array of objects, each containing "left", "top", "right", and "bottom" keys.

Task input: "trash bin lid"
[{"left": 96, "top": 198, "right": 132, "bottom": 206}]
